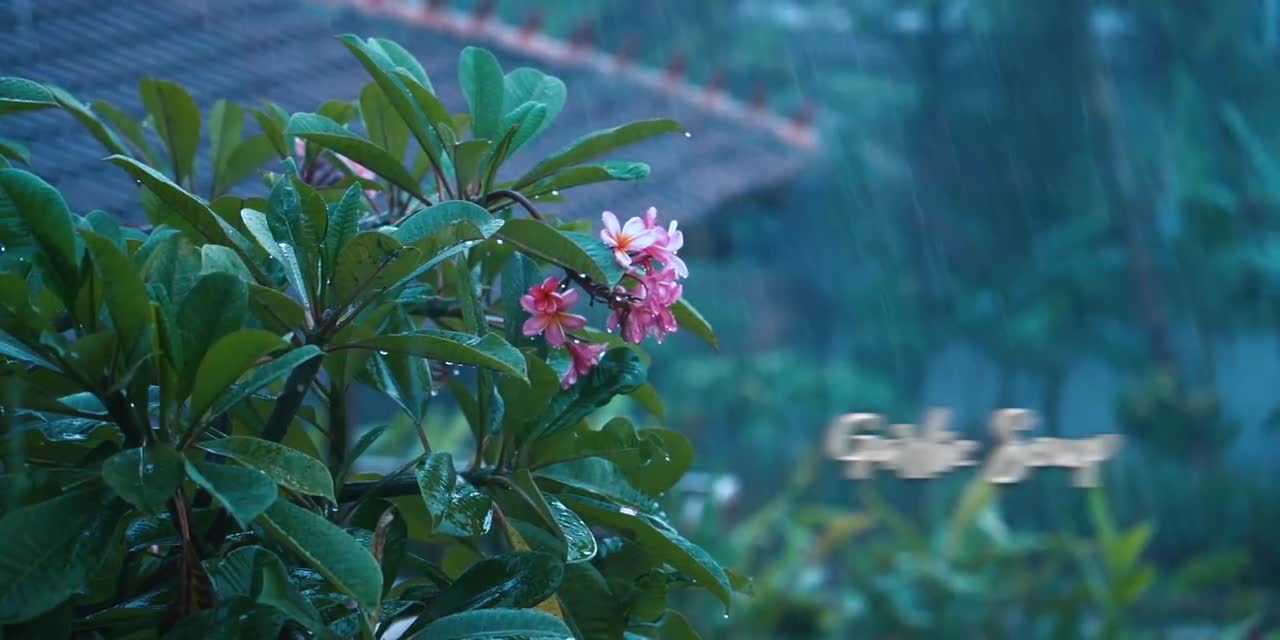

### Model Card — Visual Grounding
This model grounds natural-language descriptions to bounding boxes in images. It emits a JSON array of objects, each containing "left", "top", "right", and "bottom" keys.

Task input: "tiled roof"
[{"left": 0, "top": 0, "right": 815, "bottom": 227}]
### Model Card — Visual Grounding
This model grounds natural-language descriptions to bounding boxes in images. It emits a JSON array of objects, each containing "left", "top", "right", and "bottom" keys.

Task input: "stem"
[
  {"left": 261, "top": 355, "right": 324, "bottom": 443},
  {"left": 338, "top": 470, "right": 420, "bottom": 502},
  {"left": 414, "top": 420, "right": 433, "bottom": 455},
  {"left": 328, "top": 381, "right": 348, "bottom": 470},
  {"left": 485, "top": 189, "right": 545, "bottom": 222}
]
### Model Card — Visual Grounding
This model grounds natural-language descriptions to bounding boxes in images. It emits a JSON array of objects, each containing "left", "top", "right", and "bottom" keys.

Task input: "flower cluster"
[
  {"left": 520, "top": 206, "right": 689, "bottom": 388},
  {"left": 601, "top": 207, "right": 687, "bottom": 344}
]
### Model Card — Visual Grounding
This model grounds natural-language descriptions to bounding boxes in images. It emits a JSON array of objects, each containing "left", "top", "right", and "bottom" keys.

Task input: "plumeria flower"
[
  {"left": 561, "top": 341, "right": 607, "bottom": 388},
  {"left": 600, "top": 211, "right": 660, "bottom": 268},
  {"left": 607, "top": 266, "right": 683, "bottom": 344},
  {"left": 520, "top": 276, "right": 586, "bottom": 347},
  {"left": 635, "top": 207, "right": 689, "bottom": 278}
]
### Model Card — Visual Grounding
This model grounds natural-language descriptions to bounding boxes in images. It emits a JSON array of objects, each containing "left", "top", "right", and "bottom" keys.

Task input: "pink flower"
[
  {"left": 600, "top": 211, "right": 660, "bottom": 268},
  {"left": 520, "top": 276, "right": 586, "bottom": 347},
  {"left": 606, "top": 266, "right": 683, "bottom": 344},
  {"left": 561, "top": 341, "right": 607, "bottom": 388},
  {"left": 634, "top": 207, "right": 688, "bottom": 278}
]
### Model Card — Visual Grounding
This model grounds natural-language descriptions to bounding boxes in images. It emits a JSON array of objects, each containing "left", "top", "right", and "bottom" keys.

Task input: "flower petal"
[
  {"left": 523, "top": 314, "right": 550, "bottom": 336},
  {"left": 545, "top": 321, "right": 566, "bottom": 347},
  {"left": 560, "top": 313, "right": 588, "bottom": 330},
  {"left": 602, "top": 211, "right": 621, "bottom": 235},
  {"left": 559, "top": 287, "right": 580, "bottom": 307}
]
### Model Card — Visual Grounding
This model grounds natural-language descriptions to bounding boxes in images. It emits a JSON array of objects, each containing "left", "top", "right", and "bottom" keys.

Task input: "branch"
[{"left": 260, "top": 355, "right": 324, "bottom": 443}]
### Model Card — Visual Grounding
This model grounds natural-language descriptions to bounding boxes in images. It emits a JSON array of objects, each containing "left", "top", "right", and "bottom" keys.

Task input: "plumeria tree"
[{"left": 0, "top": 35, "right": 735, "bottom": 639}]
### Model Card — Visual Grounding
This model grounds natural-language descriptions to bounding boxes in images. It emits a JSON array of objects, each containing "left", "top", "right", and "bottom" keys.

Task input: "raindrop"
[
  {"left": 618, "top": 506, "right": 638, "bottom": 516},
  {"left": 452, "top": 368, "right": 461, "bottom": 376},
  {"left": 723, "top": 613, "right": 729, "bottom": 620},
  {"left": 0, "top": 244, "right": 5, "bottom": 253},
  {"left": 134, "top": 179, "right": 142, "bottom": 185},
  {"left": 685, "top": 132, "right": 693, "bottom": 138},
  {"left": 551, "top": 190, "right": 560, "bottom": 196},
  {"left": 496, "top": 239, "right": 504, "bottom": 245},
  {"left": 430, "top": 389, "right": 439, "bottom": 397},
  {"left": 606, "top": 327, "right": 614, "bottom": 333},
  {"left": 445, "top": 361, "right": 454, "bottom": 366},
  {"left": 378, "top": 350, "right": 389, "bottom": 356}
]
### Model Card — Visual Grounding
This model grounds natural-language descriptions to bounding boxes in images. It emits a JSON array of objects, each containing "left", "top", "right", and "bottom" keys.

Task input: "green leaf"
[
  {"left": 335, "top": 425, "right": 389, "bottom": 490},
  {"left": 136, "top": 228, "right": 201, "bottom": 301},
  {"left": 218, "top": 135, "right": 279, "bottom": 196},
  {"left": 101, "top": 445, "right": 184, "bottom": 515},
  {"left": 348, "top": 331, "right": 527, "bottom": 380},
  {"left": 526, "top": 348, "right": 646, "bottom": 444},
  {"left": 201, "top": 245, "right": 256, "bottom": 282},
  {"left": 436, "top": 479, "right": 494, "bottom": 538},
  {"left": 266, "top": 174, "right": 326, "bottom": 304},
  {"left": 624, "top": 429, "right": 693, "bottom": 495},
  {"left": 0, "top": 77, "right": 57, "bottom": 114},
  {"left": 495, "top": 218, "right": 624, "bottom": 287},
  {"left": 47, "top": 86, "right": 132, "bottom": 157},
  {"left": 670, "top": 299, "right": 717, "bottom": 350},
  {"left": 185, "top": 459, "right": 278, "bottom": 528},
  {"left": 0, "top": 139, "right": 32, "bottom": 165},
  {"left": 425, "top": 552, "right": 564, "bottom": 620},
  {"left": 251, "top": 105, "right": 290, "bottom": 158},
  {"left": 188, "top": 329, "right": 287, "bottom": 421},
  {"left": 200, "top": 436, "right": 334, "bottom": 500},
  {"left": 178, "top": 272, "right": 248, "bottom": 393},
  {"left": 324, "top": 183, "right": 363, "bottom": 272},
  {"left": 373, "top": 38, "right": 432, "bottom": 90},
  {"left": 564, "top": 494, "right": 731, "bottom": 608},
  {"left": 248, "top": 284, "right": 306, "bottom": 333},
  {"left": 490, "top": 102, "right": 544, "bottom": 170},
  {"left": 107, "top": 157, "right": 251, "bottom": 257},
  {"left": 418, "top": 608, "right": 575, "bottom": 640},
  {"left": 394, "top": 199, "right": 502, "bottom": 247},
  {"left": 523, "top": 162, "right": 650, "bottom": 198},
  {"left": 516, "top": 119, "right": 683, "bottom": 188},
  {"left": 360, "top": 82, "right": 410, "bottom": 166},
  {"left": 458, "top": 47, "right": 505, "bottom": 141},
  {"left": 139, "top": 78, "right": 201, "bottom": 185},
  {"left": 285, "top": 113, "right": 424, "bottom": 201},
  {"left": 330, "top": 230, "right": 420, "bottom": 309},
  {"left": 209, "top": 99, "right": 243, "bottom": 175},
  {"left": 338, "top": 36, "right": 445, "bottom": 178},
  {"left": 628, "top": 383, "right": 665, "bottom": 420},
  {"left": 214, "top": 546, "right": 334, "bottom": 638},
  {"left": 544, "top": 492, "right": 597, "bottom": 564},
  {"left": 453, "top": 139, "right": 492, "bottom": 194},
  {"left": 82, "top": 230, "right": 153, "bottom": 364},
  {"left": 0, "top": 169, "right": 79, "bottom": 303},
  {"left": 0, "top": 489, "right": 122, "bottom": 624},
  {"left": 416, "top": 451, "right": 458, "bottom": 530},
  {"left": 502, "top": 68, "right": 566, "bottom": 146},
  {"left": 92, "top": 100, "right": 164, "bottom": 169},
  {"left": 256, "top": 499, "right": 383, "bottom": 610}
]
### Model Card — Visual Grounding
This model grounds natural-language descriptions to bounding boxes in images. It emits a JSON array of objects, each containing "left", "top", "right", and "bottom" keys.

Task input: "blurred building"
[{"left": 0, "top": 0, "right": 816, "bottom": 230}]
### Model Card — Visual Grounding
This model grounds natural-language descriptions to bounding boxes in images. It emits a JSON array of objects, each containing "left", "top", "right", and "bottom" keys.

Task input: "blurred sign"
[{"left": 824, "top": 408, "right": 1122, "bottom": 487}]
